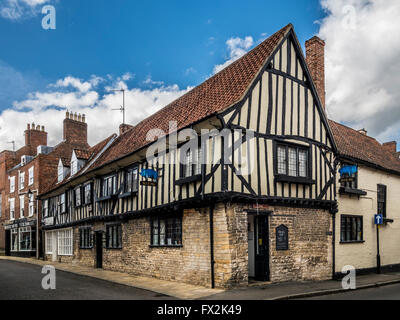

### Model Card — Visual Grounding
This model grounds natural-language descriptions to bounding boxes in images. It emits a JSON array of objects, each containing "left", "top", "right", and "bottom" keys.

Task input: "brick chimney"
[
  {"left": 119, "top": 123, "right": 134, "bottom": 135},
  {"left": 24, "top": 123, "right": 47, "bottom": 149},
  {"left": 63, "top": 111, "right": 88, "bottom": 146},
  {"left": 305, "top": 36, "right": 326, "bottom": 110},
  {"left": 383, "top": 141, "right": 397, "bottom": 154}
]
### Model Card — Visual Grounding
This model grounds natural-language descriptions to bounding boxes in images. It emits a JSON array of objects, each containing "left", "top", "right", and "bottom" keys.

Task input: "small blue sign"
[
  {"left": 140, "top": 169, "right": 158, "bottom": 181},
  {"left": 339, "top": 165, "right": 358, "bottom": 177},
  {"left": 375, "top": 214, "right": 383, "bottom": 225}
]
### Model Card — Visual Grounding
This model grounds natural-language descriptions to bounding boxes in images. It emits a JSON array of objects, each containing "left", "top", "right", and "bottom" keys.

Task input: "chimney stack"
[
  {"left": 305, "top": 36, "right": 326, "bottom": 110},
  {"left": 383, "top": 141, "right": 397, "bottom": 154},
  {"left": 25, "top": 122, "right": 48, "bottom": 149},
  {"left": 63, "top": 111, "right": 88, "bottom": 146}
]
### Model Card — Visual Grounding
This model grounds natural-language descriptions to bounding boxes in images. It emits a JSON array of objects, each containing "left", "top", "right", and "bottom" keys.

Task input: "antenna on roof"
[
  {"left": 8, "top": 141, "right": 15, "bottom": 152},
  {"left": 111, "top": 89, "right": 126, "bottom": 125}
]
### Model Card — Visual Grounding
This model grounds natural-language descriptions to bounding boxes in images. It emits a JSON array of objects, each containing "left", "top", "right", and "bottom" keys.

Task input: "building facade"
[
  {"left": 40, "top": 24, "right": 338, "bottom": 288},
  {"left": 330, "top": 121, "right": 400, "bottom": 276},
  {"left": 2, "top": 114, "right": 91, "bottom": 257}
]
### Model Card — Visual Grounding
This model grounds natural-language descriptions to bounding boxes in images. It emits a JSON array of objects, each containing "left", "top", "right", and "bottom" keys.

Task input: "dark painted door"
[
  {"left": 95, "top": 232, "right": 103, "bottom": 269},
  {"left": 5, "top": 230, "right": 10, "bottom": 256},
  {"left": 254, "top": 216, "right": 270, "bottom": 281}
]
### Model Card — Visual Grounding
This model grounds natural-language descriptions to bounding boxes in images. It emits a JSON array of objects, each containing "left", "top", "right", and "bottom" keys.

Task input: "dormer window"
[
  {"left": 71, "top": 151, "right": 78, "bottom": 176},
  {"left": 58, "top": 159, "right": 64, "bottom": 183}
]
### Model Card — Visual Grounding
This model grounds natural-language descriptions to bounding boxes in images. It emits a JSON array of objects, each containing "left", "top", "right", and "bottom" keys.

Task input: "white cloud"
[
  {"left": 0, "top": 0, "right": 51, "bottom": 20},
  {"left": 213, "top": 36, "right": 254, "bottom": 74},
  {"left": 0, "top": 75, "right": 190, "bottom": 150},
  {"left": 319, "top": 0, "right": 400, "bottom": 143}
]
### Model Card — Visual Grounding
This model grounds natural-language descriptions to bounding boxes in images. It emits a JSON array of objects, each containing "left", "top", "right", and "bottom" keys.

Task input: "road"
[
  {"left": 302, "top": 283, "right": 400, "bottom": 300},
  {"left": 0, "top": 260, "right": 175, "bottom": 300}
]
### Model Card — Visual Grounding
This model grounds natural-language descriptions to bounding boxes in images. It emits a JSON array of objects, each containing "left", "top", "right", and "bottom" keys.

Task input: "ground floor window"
[
  {"left": 11, "top": 229, "right": 18, "bottom": 252},
  {"left": 79, "top": 227, "right": 93, "bottom": 249},
  {"left": 58, "top": 228, "right": 73, "bottom": 256},
  {"left": 151, "top": 216, "right": 182, "bottom": 247},
  {"left": 341, "top": 215, "right": 363, "bottom": 242},
  {"left": 106, "top": 224, "right": 122, "bottom": 249},
  {"left": 45, "top": 231, "right": 54, "bottom": 254},
  {"left": 19, "top": 227, "right": 35, "bottom": 251}
]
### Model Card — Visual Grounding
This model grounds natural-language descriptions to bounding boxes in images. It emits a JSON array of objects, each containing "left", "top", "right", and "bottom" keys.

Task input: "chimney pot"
[
  {"left": 82, "top": 114, "right": 86, "bottom": 123},
  {"left": 305, "top": 36, "right": 326, "bottom": 110},
  {"left": 41, "top": 126, "right": 45, "bottom": 132},
  {"left": 66, "top": 111, "right": 69, "bottom": 119},
  {"left": 27, "top": 123, "right": 30, "bottom": 130},
  {"left": 358, "top": 128, "right": 368, "bottom": 136}
]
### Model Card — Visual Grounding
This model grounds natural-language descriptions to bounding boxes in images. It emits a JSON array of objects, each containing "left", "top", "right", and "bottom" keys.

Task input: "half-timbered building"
[{"left": 39, "top": 24, "right": 338, "bottom": 288}]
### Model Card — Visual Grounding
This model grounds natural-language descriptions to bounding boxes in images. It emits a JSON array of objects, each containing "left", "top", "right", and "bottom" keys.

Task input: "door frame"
[
  {"left": 247, "top": 210, "right": 271, "bottom": 281},
  {"left": 95, "top": 231, "right": 103, "bottom": 269}
]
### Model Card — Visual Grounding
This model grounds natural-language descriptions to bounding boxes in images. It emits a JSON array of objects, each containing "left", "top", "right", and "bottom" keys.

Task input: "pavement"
[{"left": 1, "top": 256, "right": 400, "bottom": 300}]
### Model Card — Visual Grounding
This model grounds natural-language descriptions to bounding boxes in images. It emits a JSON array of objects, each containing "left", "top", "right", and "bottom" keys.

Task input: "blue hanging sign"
[
  {"left": 140, "top": 169, "right": 158, "bottom": 181},
  {"left": 339, "top": 165, "right": 357, "bottom": 177}
]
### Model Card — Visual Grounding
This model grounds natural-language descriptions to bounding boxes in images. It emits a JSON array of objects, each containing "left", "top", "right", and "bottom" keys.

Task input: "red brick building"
[{"left": 1, "top": 112, "right": 91, "bottom": 257}]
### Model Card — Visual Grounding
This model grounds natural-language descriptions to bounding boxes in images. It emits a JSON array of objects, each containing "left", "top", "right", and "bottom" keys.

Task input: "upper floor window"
[
  {"left": 377, "top": 184, "right": 387, "bottom": 218},
  {"left": 19, "top": 195, "right": 25, "bottom": 218},
  {"left": 59, "top": 193, "right": 66, "bottom": 214},
  {"left": 29, "top": 194, "right": 34, "bottom": 217},
  {"left": 28, "top": 167, "right": 34, "bottom": 186},
  {"left": 43, "top": 200, "right": 49, "bottom": 217},
  {"left": 9, "top": 198, "right": 15, "bottom": 220},
  {"left": 276, "top": 143, "right": 310, "bottom": 178},
  {"left": 9, "top": 176, "right": 15, "bottom": 193},
  {"left": 102, "top": 175, "right": 117, "bottom": 197},
  {"left": 181, "top": 148, "right": 202, "bottom": 178},
  {"left": 74, "top": 187, "right": 82, "bottom": 207},
  {"left": 19, "top": 172, "right": 25, "bottom": 190},
  {"left": 83, "top": 184, "right": 92, "bottom": 205},
  {"left": 124, "top": 168, "right": 138, "bottom": 193}
]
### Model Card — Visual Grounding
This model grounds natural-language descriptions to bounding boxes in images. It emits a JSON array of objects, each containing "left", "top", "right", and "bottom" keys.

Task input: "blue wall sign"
[
  {"left": 140, "top": 169, "right": 158, "bottom": 181},
  {"left": 374, "top": 214, "right": 383, "bottom": 225},
  {"left": 339, "top": 165, "right": 358, "bottom": 177}
]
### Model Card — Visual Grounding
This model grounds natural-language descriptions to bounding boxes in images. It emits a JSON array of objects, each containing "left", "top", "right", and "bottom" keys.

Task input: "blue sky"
[
  {"left": 0, "top": 0, "right": 324, "bottom": 109},
  {"left": 1, "top": 0, "right": 399, "bottom": 150}
]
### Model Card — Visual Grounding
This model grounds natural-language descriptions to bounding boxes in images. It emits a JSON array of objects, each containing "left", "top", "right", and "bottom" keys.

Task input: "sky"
[{"left": 0, "top": 0, "right": 399, "bottom": 151}]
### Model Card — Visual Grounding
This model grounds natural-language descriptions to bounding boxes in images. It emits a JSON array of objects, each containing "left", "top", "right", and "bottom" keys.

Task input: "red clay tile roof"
[
  {"left": 74, "top": 149, "right": 92, "bottom": 160},
  {"left": 329, "top": 120, "right": 400, "bottom": 174},
  {"left": 89, "top": 24, "right": 292, "bottom": 171}
]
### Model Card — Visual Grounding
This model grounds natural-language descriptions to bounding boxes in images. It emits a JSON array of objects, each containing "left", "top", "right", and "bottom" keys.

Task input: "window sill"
[
  {"left": 105, "top": 247, "right": 122, "bottom": 250},
  {"left": 274, "top": 175, "right": 315, "bottom": 185},
  {"left": 79, "top": 247, "right": 94, "bottom": 250},
  {"left": 149, "top": 245, "right": 183, "bottom": 248},
  {"left": 96, "top": 195, "right": 115, "bottom": 202},
  {"left": 339, "top": 187, "right": 367, "bottom": 196},
  {"left": 340, "top": 240, "right": 365, "bottom": 244},
  {"left": 118, "top": 191, "right": 137, "bottom": 199},
  {"left": 175, "top": 174, "right": 202, "bottom": 185}
]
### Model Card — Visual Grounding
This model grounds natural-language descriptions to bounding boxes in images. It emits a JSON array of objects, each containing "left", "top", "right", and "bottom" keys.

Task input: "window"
[
  {"left": 9, "top": 198, "right": 15, "bottom": 220},
  {"left": 340, "top": 163, "right": 358, "bottom": 189},
  {"left": 29, "top": 194, "right": 34, "bottom": 217},
  {"left": 19, "top": 227, "right": 35, "bottom": 251},
  {"left": 58, "top": 228, "right": 73, "bottom": 256},
  {"left": 19, "top": 172, "right": 25, "bottom": 190},
  {"left": 79, "top": 227, "right": 93, "bottom": 249},
  {"left": 45, "top": 231, "right": 54, "bottom": 254},
  {"left": 10, "top": 176, "right": 15, "bottom": 193},
  {"left": 71, "top": 160, "right": 78, "bottom": 175},
  {"left": 83, "top": 184, "right": 92, "bottom": 205},
  {"left": 181, "top": 147, "right": 202, "bottom": 178},
  {"left": 124, "top": 168, "right": 138, "bottom": 193},
  {"left": 11, "top": 229, "right": 18, "bottom": 251},
  {"left": 102, "top": 175, "right": 117, "bottom": 197},
  {"left": 58, "top": 162, "right": 64, "bottom": 183},
  {"left": 106, "top": 224, "right": 122, "bottom": 249},
  {"left": 59, "top": 193, "right": 66, "bottom": 213},
  {"left": 341, "top": 215, "right": 363, "bottom": 242},
  {"left": 74, "top": 187, "right": 82, "bottom": 207},
  {"left": 377, "top": 184, "right": 387, "bottom": 218},
  {"left": 151, "top": 216, "right": 182, "bottom": 246},
  {"left": 19, "top": 195, "right": 24, "bottom": 218},
  {"left": 276, "top": 143, "right": 310, "bottom": 178},
  {"left": 43, "top": 199, "right": 49, "bottom": 217},
  {"left": 28, "top": 167, "right": 34, "bottom": 186}
]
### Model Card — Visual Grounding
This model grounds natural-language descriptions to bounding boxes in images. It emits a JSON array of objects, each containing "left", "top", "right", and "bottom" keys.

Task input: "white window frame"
[
  {"left": 9, "top": 198, "right": 15, "bottom": 221},
  {"left": 19, "top": 172, "right": 25, "bottom": 190},
  {"left": 11, "top": 229, "right": 18, "bottom": 252},
  {"left": 19, "top": 195, "right": 24, "bottom": 218},
  {"left": 71, "top": 151, "right": 78, "bottom": 176},
  {"left": 29, "top": 194, "right": 34, "bottom": 217},
  {"left": 43, "top": 199, "right": 49, "bottom": 217},
  {"left": 45, "top": 231, "right": 54, "bottom": 254},
  {"left": 9, "top": 176, "right": 15, "bottom": 193},
  {"left": 28, "top": 166, "right": 34, "bottom": 186},
  {"left": 58, "top": 160, "right": 64, "bottom": 183},
  {"left": 19, "top": 226, "right": 34, "bottom": 252},
  {"left": 57, "top": 228, "right": 73, "bottom": 256}
]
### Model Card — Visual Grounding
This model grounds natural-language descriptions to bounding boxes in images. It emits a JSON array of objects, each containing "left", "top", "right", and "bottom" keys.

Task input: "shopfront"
[{"left": 5, "top": 219, "right": 36, "bottom": 257}]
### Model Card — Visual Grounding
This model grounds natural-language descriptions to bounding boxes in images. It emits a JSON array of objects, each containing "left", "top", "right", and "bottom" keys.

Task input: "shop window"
[
  {"left": 19, "top": 227, "right": 35, "bottom": 251},
  {"left": 11, "top": 229, "right": 18, "bottom": 252}
]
